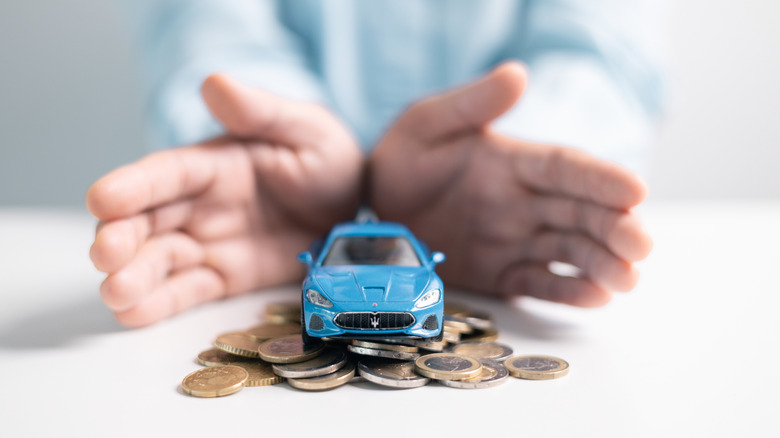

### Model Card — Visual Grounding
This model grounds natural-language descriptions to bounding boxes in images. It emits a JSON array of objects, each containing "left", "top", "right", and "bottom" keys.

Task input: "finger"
[
  {"left": 86, "top": 145, "right": 219, "bottom": 220},
  {"left": 507, "top": 140, "right": 648, "bottom": 209},
  {"left": 202, "top": 74, "right": 336, "bottom": 149},
  {"left": 497, "top": 263, "right": 612, "bottom": 307},
  {"left": 114, "top": 267, "right": 225, "bottom": 327},
  {"left": 397, "top": 61, "right": 527, "bottom": 141},
  {"left": 100, "top": 232, "right": 205, "bottom": 312},
  {"left": 531, "top": 196, "right": 653, "bottom": 261},
  {"left": 525, "top": 231, "right": 640, "bottom": 292},
  {"left": 90, "top": 200, "right": 194, "bottom": 273}
]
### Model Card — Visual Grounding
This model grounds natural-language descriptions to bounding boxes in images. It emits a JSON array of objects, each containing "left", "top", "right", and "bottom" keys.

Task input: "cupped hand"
[
  {"left": 370, "top": 62, "right": 653, "bottom": 307},
  {"left": 87, "top": 75, "right": 363, "bottom": 326}
]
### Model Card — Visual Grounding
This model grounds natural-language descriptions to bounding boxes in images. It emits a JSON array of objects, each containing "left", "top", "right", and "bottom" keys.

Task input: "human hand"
[
  {"left": 370, "top": 62, "right": 652, "bottom": 307},
  {"left": 87, "top": 75, "right": 363, "bottom": 326}
]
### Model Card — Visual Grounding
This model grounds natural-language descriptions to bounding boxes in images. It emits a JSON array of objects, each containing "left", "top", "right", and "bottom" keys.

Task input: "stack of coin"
[{"left": 180, "top": 300, "right": 569, "bottom": 396}]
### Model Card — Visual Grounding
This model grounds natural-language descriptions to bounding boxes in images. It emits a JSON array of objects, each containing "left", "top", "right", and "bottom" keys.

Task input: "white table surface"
[{"left": 1, "top": 201, "right": 778, "bottom": 437}]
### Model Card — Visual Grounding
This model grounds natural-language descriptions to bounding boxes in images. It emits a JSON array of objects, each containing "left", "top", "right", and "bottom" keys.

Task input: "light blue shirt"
[{"left": 122, "top": 0, "right": 664, "bottom": 172}]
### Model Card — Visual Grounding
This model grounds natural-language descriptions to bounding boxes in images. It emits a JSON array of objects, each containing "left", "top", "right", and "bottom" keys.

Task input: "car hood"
[{"left": 313, "top": 266, "right": 432, "bottom": 303}]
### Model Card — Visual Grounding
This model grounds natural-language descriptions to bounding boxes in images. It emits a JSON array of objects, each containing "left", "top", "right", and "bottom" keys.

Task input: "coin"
[
  {"left": 352, "top": 339, "right": 419, "bottom": 353},
  {"left": 414, "top": 353, "right": 482, "bottom": 381},
  {"left": 287, "top": 362, "right": 356, "bottom": 391},
  {"left": 442, "top": 327, "right": 461, "bottom": 343},
  {"left": 347, "top": 345, "right": 421, "bottom": 361},
  {"left": 258, "top": 334, "right": 324, "bottom": 363},
  {"left": 504, "top": 355, "right": 570, "bottom": 380},
  {"left": 439, "top": 360, "right": 509, "bottom": 389},
  {"left": 368, "top": 337, "right": 447, "bottom": 352},
  {"left": 232, "top": 361, "right": 286, "bottom": 386},
  {"left": 443, "top": 316, "right": 474, "bottom": 334},
  {"left": 444, "top": 302, "right": 470, "bottom": 317},
  {"left": 358, "top": 359, "right": 430, "bottom": 389},
  {"left": 272, "top": 347, "right": 348, "bottom": 378},
  {"left": 450, "top": 341, "right": 513, "bottom": 361},
  {"left": 461, "top": 327, "right": 498, "bottom": 342},
  {"left": 197, "top": 348, "right": 245, "bottom": 366},
  {"left": 245, "top": 323, "right": 301, "bottom": 341},
  {"left": 463, "top": 311, "right": 493, "bottom": 330},
  {"left": 181, "top": 365, "right": 248, "bottom": 397},
  {"left": 214, "top": 332, "right": 264, "bottom": 358},
  {"left": 266, "top": 314, "right": 300, "bottom": 325},
  {"left": 265, "top": 302, "right": 301, "bottom": 318}
]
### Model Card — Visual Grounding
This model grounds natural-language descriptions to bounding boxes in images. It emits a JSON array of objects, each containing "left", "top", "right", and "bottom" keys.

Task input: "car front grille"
[{"left": 334, "top": 312, "right": 415, "bottom": 330}]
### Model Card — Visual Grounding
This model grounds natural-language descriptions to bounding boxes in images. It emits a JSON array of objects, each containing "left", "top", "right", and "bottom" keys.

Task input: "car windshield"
[{"left": 321, "top": 236, "right": 422, "bottom": 267}]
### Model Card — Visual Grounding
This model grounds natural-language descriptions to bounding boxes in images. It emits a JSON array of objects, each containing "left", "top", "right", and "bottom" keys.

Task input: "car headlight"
[
  {"left": 414, "top": 288, "right": 440, "bottom": 309},
  {"left": 306, "top": 289, "right": 333, "bottom": 308}
]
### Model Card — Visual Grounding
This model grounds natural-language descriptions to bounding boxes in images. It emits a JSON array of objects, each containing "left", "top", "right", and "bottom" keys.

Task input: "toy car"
[{"left": 297, "top": 220, "right": 445, "bottom": 344}]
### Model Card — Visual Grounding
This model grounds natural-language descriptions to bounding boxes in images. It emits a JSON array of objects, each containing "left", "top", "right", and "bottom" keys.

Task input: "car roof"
[{"left": 328, "top": 221, "right": 414, "bottom": 238}]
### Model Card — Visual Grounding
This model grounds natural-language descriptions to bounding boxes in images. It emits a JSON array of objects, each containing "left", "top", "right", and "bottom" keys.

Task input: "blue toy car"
[{"left": 297, "top": 220, "right": 445, "bottom": 344}]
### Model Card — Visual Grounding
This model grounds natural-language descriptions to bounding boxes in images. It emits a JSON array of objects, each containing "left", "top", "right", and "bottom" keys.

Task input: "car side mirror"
[
  {"left": 430, "top": 251, "right": 446, "bottom": 265},
  {"left": 297, "top": 251, "right": 314, "bottom": 267}
]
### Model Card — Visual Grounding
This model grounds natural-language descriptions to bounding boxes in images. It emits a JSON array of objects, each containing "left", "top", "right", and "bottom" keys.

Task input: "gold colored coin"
[
  {"left": 245, "top": 323, "right": 301, "bottom": 341},
  {"left": 258, "top": 334, "right": 324, "bottom": 363},
  {"left": 444, "top": 302, "right": 471, "bottom": 317},
  {"left": 197, "top": 348, "right": 244, "bottom": 366},
  {"left": 287, "top": 362, "right": 356, "bottom": 391},
  {"left": 214, "top": 332, "right": 264, "bottom": 358},
  {"left": 504, "top": 355, "right": 570, "bottom": 380},
  {"left": 181, "top": 365, "right": 248, "bottom": 398},
  {"left": 232, "top": 361, "right": 285, "bottom": 386},
  {"left": 414, "top": 353, "right": 482, "bottom": 381},
  {"left": 352, "top": 340, "right": 419, "bottom": 353},
  {"left": 265, "top": 302, "right": 301, "bottom": 317},
  {"left": 266, "top": 314, "right": 300, "bottom": 325},
  {"left": 443, "top": 327, "right": 461, "bottom": 343},
  {"left": 450, "top": 341, "right": 513, "bottom": 361},
  {"left": 443, "top": 318, "right": 474, "bottom": 334}
]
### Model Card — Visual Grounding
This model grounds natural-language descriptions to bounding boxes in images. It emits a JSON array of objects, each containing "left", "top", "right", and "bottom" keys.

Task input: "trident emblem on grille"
[{"left": 370, "top": 313, "right": 379, "bottom": 328}]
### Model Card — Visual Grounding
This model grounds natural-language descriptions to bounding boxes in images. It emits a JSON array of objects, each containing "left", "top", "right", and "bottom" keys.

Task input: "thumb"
[
  {"left": 201, "top": 73, "right": 312, "bottom": 146},
  {"left": 399, "top": 61, "right": 527, "bottom": 140}
]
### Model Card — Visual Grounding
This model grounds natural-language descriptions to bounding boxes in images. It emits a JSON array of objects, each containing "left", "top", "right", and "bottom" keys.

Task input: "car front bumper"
[{"left": 302, "top": 299, "right": 443, "bottom": 339}]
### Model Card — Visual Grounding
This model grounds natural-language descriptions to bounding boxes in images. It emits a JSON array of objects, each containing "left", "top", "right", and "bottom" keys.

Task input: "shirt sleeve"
[
  {"left": 492, "top": 0, "right": 666, "bottom": 173},
  {"left": 118, "top": 0, "right": 327, "bottom": 149}
]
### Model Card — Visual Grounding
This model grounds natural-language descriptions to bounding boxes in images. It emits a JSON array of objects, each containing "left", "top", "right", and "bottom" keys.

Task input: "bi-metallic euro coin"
[
  {"left": 414, "top": 353, "right": 482, "bottom": 381},
  {"left": 439, "top": 360, "right": 509, "bottom": 389},
  {"left": 504, "top": 355, "right": 570, "bottom": 380}
]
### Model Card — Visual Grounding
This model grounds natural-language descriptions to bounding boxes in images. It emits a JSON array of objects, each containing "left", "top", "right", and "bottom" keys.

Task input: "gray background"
[{"left": 1, "top": 0, "right": 778, "bottom": 208}]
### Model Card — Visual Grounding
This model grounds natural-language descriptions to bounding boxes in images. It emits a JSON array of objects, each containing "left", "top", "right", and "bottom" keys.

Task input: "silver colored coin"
[
  {"left": 352, "top": 339, "right": 419, "bottom": 353},
  {"left": 463, "top": 312, "right": 494, "bottom": 330},
  {"left": 271, "top": 347, "right": 347, "bottom": 378},
  {"left": 439, "top": 360, "right": 509, "bottom": 389},
  {"left": 287, "top": 362, "right": 356, "bottom": 391},
  {"left": 450, "top": 341, "right": 513, "bottom": 362},
  {"left": 357, "top": 359, "right": 430, "bottom": 389},
  {"left": 347, "top": 345, "right": 421, "bottom": 361},
  {"left": 367, "top": 337, "right": 447, "bottom": 352}
]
